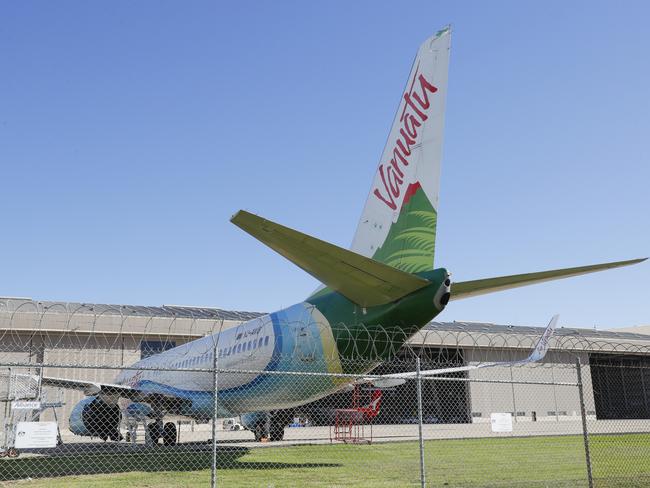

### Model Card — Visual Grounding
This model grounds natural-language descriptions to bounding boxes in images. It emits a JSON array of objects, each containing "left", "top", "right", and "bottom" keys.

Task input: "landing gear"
[
  {"left": 146, "top": 419, "right": 177, "bottom": 446},
  {"left": 146, "top": 421, "right": 162, "bottom": 445},
  {"left": 162, "top": 422, "right": 177, "bottom": 446},
  {"left": 252, "top": 420, "right": 285, "bottom": 442},
  {"left": 254, "top": 424, "right": 265, "bottom": 442},
  {"left": 269, "top": 426, "right": 285, "bottom": 442}
]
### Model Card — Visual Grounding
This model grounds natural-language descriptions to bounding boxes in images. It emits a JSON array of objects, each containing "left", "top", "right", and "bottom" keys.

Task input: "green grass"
[{"left": 2, "top": 434, "right": 650, "bottom": 487}]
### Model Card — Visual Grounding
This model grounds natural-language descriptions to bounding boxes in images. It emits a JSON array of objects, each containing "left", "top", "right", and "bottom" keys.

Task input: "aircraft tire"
[
  {"left": 254, "top": 425, "right": 265, "bottom": 442},
  {"left": 147, "top": 422, "right": 161, "bottom": 445},
  {"left": 269, "top": 427, "right": 284, "bottom": 442},
  {"left": 162, "top": 422, "right": 177, "bottom": 446}
]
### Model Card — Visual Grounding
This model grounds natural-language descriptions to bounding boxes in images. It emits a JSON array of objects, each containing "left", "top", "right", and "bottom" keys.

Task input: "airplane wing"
[
  {"left": 40, "top": 376, "right": 139, "bottom": 399},
  {"left": 450, "top": 258, "right": 646, "bottom": 301},
  {"left": 41, "top": 376, "right": 192, "bottom": 411},
  {"left": 231, "top": 210, "right": 430, "bottom": 307},
  {"left": 368, "top": 315, "right": 558, "bottom": 387}
]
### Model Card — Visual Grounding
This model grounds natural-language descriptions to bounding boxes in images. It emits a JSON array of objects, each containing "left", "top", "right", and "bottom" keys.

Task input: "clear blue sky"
[{"left": 1, "top": 1, "right": 648, "bottom": 329}]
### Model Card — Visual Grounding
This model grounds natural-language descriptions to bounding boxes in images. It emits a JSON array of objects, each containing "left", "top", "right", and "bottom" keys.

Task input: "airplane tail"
[{"left": 349, "top": 26, "right": 451, "bottom": 273}]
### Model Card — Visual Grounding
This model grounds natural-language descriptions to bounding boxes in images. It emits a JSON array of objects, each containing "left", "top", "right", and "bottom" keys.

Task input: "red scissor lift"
[{"left": 331, "top": 385, "right": 381, "bottom": 444}]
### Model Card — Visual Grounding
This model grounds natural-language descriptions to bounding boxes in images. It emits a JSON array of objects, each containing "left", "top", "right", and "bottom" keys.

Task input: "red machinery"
[{"left": 331, "top": 385, "right": 382, "bottom": 444}]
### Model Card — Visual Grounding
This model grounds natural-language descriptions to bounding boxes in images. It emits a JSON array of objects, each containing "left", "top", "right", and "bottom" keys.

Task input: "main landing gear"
[
  {"left": 251, "top": 412, "right": 286, "bottom": 442},
  {"left": 146, "top": 419, "right": 177, "bottom": 446},
  {"left": 253, "top": 424, "right": 284, "bottom": 442}
]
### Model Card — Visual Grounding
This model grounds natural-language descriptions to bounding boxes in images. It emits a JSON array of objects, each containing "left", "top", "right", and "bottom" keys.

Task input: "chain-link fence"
[{"left": 1, "top": 299, "right": 650, "bottom": 487}]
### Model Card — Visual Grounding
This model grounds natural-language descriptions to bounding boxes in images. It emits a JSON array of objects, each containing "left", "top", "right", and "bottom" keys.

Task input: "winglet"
[
  {"left": 525, "top": 314, "right": 559, "bottom": 363},
  {"left": 366, "top": 314, "right": 561, "bottom": 382}
]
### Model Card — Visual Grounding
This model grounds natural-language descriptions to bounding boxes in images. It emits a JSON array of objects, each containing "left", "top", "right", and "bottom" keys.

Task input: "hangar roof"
[
  {"left": 0, "top": 297, "right": 263, "bottom": 322},
  {"left": 425, "top": 321, "right": 650, "bottom": 342}
]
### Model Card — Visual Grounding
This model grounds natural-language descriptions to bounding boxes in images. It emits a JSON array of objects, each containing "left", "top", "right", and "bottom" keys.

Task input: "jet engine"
[{"left": 69, "top": 396, "right": 122, "bottom": 441}]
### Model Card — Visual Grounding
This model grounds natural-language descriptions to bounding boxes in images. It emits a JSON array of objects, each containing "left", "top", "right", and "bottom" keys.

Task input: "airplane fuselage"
[{"left": 114, "top": 268, "right": 450, "bottom": 419}]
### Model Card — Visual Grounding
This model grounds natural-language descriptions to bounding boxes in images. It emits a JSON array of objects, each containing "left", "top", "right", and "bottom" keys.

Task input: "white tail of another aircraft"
[{"left": 350, "top": 26, "right": 451, "bottom": 273}]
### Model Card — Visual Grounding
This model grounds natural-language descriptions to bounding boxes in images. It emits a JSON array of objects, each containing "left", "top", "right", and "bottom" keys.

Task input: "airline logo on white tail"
[
  {"left": 349, "top": 28, "right": 450, "bottom": 260},
  {"left": 373, "top": 65, "right": 439, "bottom": 211}
]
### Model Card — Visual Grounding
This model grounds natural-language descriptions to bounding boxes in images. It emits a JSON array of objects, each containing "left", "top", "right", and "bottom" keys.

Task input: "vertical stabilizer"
[{"left": 350, "top": 27, "right": 451, "bottom": 273}]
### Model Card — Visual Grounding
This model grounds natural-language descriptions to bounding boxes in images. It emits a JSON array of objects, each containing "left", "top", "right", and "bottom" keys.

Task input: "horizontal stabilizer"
[
  {"left": 231, "top": 210, "right": 430, "bottom": 307},
  {"left": 450, "top": 258, "right": 646, "bottom": 301}
]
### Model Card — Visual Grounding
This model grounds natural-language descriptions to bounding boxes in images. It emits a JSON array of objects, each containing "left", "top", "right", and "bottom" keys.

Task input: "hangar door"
[
  {"left": 296, "top": 347, "right": 470, "bottom": 425},
  {"left": 369, "top": 347, "right": 470, "bottom": 425},
  {"left": 590, "top": 353, "right": 650, "bottom": 419}
]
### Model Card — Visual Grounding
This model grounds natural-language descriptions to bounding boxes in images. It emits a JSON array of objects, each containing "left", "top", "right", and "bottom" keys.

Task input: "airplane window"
[
  {"left": 237, "top": 344, "right": 241, "bottom": 354},
  {"left": 247, "top": 341, "right": 251, "bottom": 351},
  {"left": 264, "top": 336, "right": 270, "bottom": 346},
  {"left": 258, "top": 338, "right": 263, "bottom": 348}
]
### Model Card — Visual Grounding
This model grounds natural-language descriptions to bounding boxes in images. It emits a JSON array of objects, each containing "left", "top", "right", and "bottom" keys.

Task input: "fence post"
[
  {"left": 211, "top": 344, "right": 219, "bottom": 488},
  {"left": 2, "top": 368, "right": 11, "bottom": 451},
  {"left": 576, "top": 358, "right": 594, "bottom": 488},
  {"left": 416, "top": 357, "right": 426, "bottom": 488}
]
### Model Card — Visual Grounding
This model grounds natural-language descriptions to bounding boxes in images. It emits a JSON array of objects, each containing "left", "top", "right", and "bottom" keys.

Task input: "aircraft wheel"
[
  {"left": 147, "top": 422, "right": 161, "bottom": 444},
  {"left": 254, "top": 424, "right": 265, "bottom": 442},
  {"left": 269, "top": 426, "right": 285, "bottom": 442},
  {"left": 162, "top": 422, "right": 177, "bottom": 446}
]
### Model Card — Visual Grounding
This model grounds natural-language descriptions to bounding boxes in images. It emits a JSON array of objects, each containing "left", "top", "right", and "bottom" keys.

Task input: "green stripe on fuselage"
[{"left": 306, "top": 268, "right": 448, "bottom": 374}]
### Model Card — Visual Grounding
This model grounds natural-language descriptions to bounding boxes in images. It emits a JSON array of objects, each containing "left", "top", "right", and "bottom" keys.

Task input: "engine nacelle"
[{"left": 69, "top": 396, "right": 122, "bottom": 441}]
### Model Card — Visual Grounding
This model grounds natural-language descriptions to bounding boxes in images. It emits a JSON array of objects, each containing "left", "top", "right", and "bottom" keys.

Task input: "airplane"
[{"left": 42, "top": 26, "right": 645, "bottom": 445}]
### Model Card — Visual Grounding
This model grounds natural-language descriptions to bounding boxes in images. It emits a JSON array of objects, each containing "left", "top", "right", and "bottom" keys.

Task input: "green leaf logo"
[{"left": 372, "top": 186, "right": 437, "bottom": 273}]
